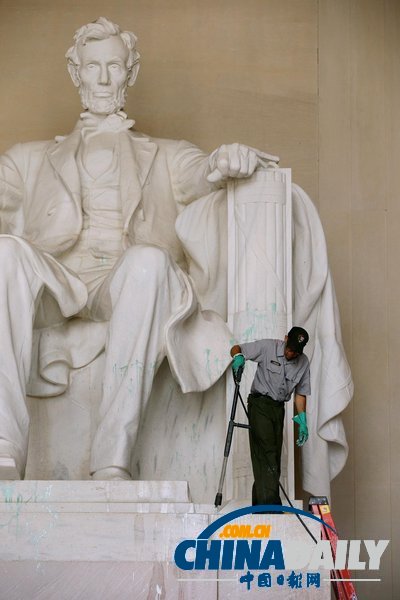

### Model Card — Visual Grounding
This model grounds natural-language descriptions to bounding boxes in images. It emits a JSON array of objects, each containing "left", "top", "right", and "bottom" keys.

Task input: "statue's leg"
[
  {"left": 89, "top": 245, "right": 187, "bottom": 479},
  {"left": 0, "top": 235, "right": 87, "bottom": 479},
  {"left": 0, "top": 238, "right": 41, "bottom": 478}
]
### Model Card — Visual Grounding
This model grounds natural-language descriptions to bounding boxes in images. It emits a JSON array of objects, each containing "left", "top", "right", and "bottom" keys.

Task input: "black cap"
[{"left": 286, "top": 326, "right": 309, "bottom": 354}]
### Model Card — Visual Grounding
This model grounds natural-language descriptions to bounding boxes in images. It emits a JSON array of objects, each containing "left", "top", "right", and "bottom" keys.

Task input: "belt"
[{"left": 248, "top": 392, "right": 284, "bottom": 405}]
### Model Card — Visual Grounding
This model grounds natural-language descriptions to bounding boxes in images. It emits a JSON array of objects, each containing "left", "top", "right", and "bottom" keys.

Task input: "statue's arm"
[
  {"left": 169, "top": 140, "right": 215, "bottom": 205},
  {"left": 0, "top": 145, "right": 24, "bottom": 234}
]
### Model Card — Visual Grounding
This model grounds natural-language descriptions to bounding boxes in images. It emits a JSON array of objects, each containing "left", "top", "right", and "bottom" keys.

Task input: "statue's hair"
[{"left": 65, "top": 17, "right": 140, "bottom": 70}]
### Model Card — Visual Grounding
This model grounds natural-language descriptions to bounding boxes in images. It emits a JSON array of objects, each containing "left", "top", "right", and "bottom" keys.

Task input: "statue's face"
[{"left": 76, "top": 35, "right": 130, "bottom": 115}]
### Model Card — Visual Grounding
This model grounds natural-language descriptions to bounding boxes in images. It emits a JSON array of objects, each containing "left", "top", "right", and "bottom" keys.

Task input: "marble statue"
[
  {"left": 0, "top": 17, "right": 353, "bottom": 498},
  {"left": 0, "top": 17, "right": 279, "bottom": 481}
]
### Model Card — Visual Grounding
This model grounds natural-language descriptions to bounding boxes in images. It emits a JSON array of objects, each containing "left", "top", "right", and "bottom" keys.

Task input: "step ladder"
[{"left": 309, "top": 496, "right": 358, "bottom": 600}]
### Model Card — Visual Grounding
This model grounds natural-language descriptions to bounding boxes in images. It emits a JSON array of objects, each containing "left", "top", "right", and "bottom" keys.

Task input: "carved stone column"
[{"left": 226, "top": 167, "right": 294, "bottom": 501}]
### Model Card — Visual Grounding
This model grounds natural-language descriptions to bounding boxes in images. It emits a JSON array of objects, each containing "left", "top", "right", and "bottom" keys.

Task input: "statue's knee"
[
  {"left": 0, "top": 238, "right": 30, "bottom": 277},
  {"left": 120, "top": 245, "right": 170, "bottom": 281}
]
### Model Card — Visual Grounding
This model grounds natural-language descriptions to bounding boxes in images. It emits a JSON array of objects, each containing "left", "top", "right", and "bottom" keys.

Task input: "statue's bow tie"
[{"left": 79, "top": 111, "right": 135, "bottom": 135}]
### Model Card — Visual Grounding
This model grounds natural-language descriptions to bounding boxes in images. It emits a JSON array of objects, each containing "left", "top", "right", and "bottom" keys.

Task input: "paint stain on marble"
[
  {"left": 204, "top": 348, "right": 211, "bottom": 379},
  {"left": 0, "top": 482, "right": 59, "bottom": 554},
  {"left": 237, "top": 305, "right": 285, "bottom": 342},
  {"left": 0, "top": 485, "right": 24, "bottom": 536}
]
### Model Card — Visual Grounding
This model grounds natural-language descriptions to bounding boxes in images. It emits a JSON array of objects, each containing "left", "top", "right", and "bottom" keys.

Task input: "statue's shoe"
[
  {"left": 0, "top": 440, "right": 21, "bottom": 480},
  {"left": 91, "top": 467, "right": 132, "bottom": 481},
  {"left": 0, "top": 456, "right": 21, "bottom": 480}
]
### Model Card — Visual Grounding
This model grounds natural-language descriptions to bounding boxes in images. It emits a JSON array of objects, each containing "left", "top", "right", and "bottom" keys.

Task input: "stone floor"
[{"left": 0, "top": 480, "right": 330, "bottom": 599}]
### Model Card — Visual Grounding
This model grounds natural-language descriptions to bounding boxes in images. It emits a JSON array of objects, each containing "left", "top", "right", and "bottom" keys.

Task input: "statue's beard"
[{"left": 78, "top": 84, "right": 128, "bottom": 115}]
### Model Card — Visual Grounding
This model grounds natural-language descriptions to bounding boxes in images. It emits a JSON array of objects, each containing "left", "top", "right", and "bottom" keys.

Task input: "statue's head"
[{"left": 66, "top": 17, "right": 140, "bottom": 115}]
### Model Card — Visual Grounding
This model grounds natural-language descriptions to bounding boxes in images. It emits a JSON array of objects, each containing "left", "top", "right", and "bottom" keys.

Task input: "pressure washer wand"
[{"left": 215, "top": 367, "right": 249, "bottom": 507}]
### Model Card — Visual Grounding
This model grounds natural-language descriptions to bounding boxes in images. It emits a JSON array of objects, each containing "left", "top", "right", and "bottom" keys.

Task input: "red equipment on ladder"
[{"left": 309, "top": 496, "right": 358, "bottom": 600}]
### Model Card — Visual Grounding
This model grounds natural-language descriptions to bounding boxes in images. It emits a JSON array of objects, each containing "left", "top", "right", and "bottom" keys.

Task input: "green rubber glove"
[
  {"left": 293, "top": 412, "right": 308, "bottom": 447},
  {"left": 231, "top": 353, "right": 245, "bottom": 381}
]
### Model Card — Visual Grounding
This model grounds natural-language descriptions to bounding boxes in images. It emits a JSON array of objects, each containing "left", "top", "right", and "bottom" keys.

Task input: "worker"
[{"left": 230, "top": 327, "right": 310, "bottom": 507}]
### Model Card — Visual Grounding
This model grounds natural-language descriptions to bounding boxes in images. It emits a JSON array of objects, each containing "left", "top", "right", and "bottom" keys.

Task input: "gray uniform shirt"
[{"left": 240, "top": 339, "right": 311, "bottom": 402}]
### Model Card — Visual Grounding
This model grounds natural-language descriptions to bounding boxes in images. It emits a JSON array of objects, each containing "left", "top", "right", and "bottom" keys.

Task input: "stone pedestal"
[{"left": 0, "top": 481, "right": 330, "bottom": 599}]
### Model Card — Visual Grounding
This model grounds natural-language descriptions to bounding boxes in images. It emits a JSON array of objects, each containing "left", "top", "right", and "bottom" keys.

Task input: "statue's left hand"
[{"left": 207, "top": 143, "right": 279, "bottom": 184}]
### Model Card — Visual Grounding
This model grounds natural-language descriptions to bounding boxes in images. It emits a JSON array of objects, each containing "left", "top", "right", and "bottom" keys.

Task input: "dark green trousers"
[{"left": 247, "top": 393, "right": 285, "bottom": 506}]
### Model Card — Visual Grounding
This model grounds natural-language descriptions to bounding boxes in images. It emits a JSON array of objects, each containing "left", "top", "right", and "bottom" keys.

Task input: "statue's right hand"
[{"left": 207, "top": 144, "right": 280, "bottom": 184}]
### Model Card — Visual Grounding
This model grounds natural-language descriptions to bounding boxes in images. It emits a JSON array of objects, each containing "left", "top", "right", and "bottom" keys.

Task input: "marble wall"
[{"left": 318, "top": 2, "right": 400, "bottom": 599}]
